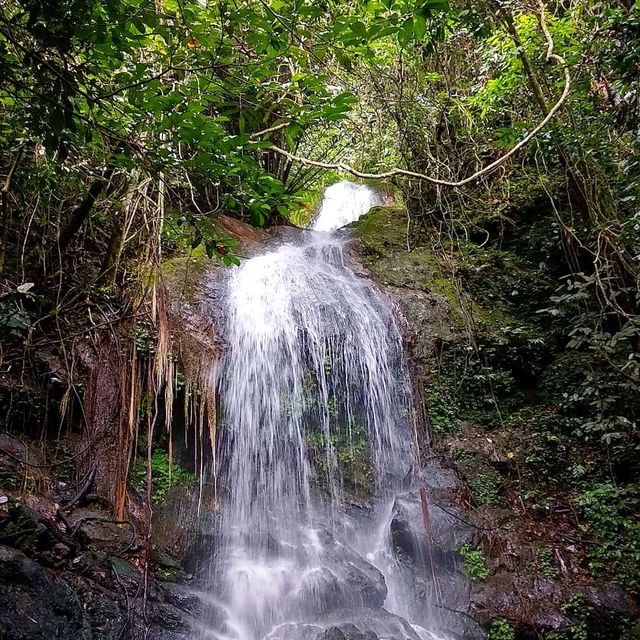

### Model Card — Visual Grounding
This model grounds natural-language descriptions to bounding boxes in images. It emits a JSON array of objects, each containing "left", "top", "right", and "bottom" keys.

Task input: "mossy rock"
[
  {"left": 352, "top": 205, "right": 408, "bottom": 251},
  {"left": 161, "top": 246, "right": 213, "bottom": 305},
  {"left": 352, "top": 206, "right": 524, "bottom": 338},
  {"left": 353, "top": 206, "right": 442, "bottom": 290}
]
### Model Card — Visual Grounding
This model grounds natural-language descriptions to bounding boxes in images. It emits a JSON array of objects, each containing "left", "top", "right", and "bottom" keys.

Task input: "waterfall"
[
  {"left": 311, "top": 181, "right": 382, "bottom": 232},
  {"left": 203, "top": 182, "right": 458, "bottom": 640}
]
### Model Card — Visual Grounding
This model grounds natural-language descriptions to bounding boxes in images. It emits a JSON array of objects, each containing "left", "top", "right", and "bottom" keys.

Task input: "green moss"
[
  {"left": 307, "top": 420, "right": 373, "bottom": 496},
  {"left": 130, "top": 450, "right": 196, "bottom": 504},
  {"left": 353, "top": 205, "right": 408, "bottom": 252},
  {"left": 161, "top": 246, "right": 211, "bottom": 303},
  {"left": 354, "top": 206, "right": 537, "bottom": 343},
  {"left": 355, "top": 208, "right": 461, "bottom": 312}
]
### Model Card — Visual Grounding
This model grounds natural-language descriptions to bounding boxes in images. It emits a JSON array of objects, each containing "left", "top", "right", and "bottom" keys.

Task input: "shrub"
[
  {"left": 578, "top": 483, "right": 640, "bottom": 593},
  {"left": 470, "top": 470, "right": 502, "bottom": 506},
  {"left": 460, "top": 543, "right": 488, "bottom": 581},
  {"left": 489, "top": 618, "right": 515, "bottom": 640}
]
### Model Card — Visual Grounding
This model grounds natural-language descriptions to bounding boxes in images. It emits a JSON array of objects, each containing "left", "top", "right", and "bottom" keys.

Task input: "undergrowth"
[
  {"left": 131, "top": 450, "right": 196, "bottom": 504},
  {"left": 459, "top": 543, "right": 488, "bottom": 581}
]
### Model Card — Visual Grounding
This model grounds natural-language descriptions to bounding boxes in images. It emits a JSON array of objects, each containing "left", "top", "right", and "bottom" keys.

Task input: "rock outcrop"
[{"left": 352, "top": 205, "right": 638, "bottom": 638}]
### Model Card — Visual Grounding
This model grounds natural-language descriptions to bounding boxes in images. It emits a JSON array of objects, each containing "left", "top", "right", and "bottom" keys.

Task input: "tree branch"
[
  {"left": 249, "top": 121, "right": 290, "bottom": 139},
  {"left": 264, "top": 4, "right": 570, "bottom": 188}
]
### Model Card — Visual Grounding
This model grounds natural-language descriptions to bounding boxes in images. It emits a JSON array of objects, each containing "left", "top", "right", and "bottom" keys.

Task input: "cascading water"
[
  {"left": 311, "top": 181, "right": 382, "bottom": 232},
  {"left": 202, "top": 181, "right": 466, "bottom": 640}
]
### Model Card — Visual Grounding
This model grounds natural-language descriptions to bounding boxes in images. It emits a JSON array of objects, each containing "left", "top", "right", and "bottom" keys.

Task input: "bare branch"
[
  {"left": 264, "top": 4, "right": 570, "bottom": 188},
  {"left": 250, "top": 121, "right": 290, "bottom": 139}
]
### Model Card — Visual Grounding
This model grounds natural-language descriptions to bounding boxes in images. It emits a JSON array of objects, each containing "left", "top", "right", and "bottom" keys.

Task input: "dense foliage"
[
  {"left": 345, "top": 0, "right": 640, "bottom": 598},
  {"left": 1, "top": 0, "right": 639, "bottom": 626}
]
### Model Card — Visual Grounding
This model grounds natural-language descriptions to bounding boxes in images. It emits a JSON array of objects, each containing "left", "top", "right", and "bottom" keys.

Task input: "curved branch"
[
  {"left": 250, "top": 121, "right": 290, "bottom": 139},
  {"left": 265, "top": 4, "right": 570, "bottom": 187}
]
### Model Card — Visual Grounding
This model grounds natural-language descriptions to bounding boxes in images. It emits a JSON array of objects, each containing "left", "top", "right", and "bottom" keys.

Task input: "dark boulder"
[
  {"left": 67, "top": 508, "right": 135, "bottom": 554},
  {"left": 317, "top": 622, "right": 378, "bottom": 640},
  {"left": 306, "top": 526, "right": 388, "bottom": 609},
  {"left": 318, "top": 607, "right": 421, "bottom": 640},
  {"left": 0, "top": 544, "right": 92, "bottom": 640},
  {"left": 160, "top": 581, "right": 204, "bottom": 617}
]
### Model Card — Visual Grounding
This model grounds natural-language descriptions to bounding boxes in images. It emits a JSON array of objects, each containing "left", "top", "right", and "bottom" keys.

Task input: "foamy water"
[{"left": 202, "top": 182, "right": 455, "bottom": 640}]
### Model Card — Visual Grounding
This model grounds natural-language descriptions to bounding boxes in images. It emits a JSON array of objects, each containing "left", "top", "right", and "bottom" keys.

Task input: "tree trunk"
[
  {"left": 0, "top": 147, "right": 25, "bottom": 274},
  {"left": 54, "top": 165, "right": 115, "bottom": 257},
  {"left": 79, "top": 332, "right": 133, "bottom": 519},
  {"left": 101, "top": 213, "right": 126, "bottom": 287},
  {"left": 500, "top": 8, "right": 593, "bottom": 226}
]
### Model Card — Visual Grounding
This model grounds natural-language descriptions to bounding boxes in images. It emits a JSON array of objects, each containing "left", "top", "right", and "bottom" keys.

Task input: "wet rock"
[
  {"left": 160, "top": 581, "right": 204, "bottom": 617},
  {"left": 351, "top": 207, "right": 461, "bottom": 368},
  {"left": 265, "top": 608, "right": 425, "bottom": 640},
  {"left": 0, "top": 543, "right": 92, "bottom": 640},
  {"left": 297, "top": 566, "right": 343, "bottom": 614},
  {"left": 152, "top": 548, "right": 184, "bottom": 580},
  {"left": 373, "top": 493, "right": 483, "bottom": 639},
  {"left": 182, "top": 534, "right": 216, "bottom": 582},
  {"left": 109, "top": 555, "right": 142, "bottom": 592},
  {"left": 68, "top": 508, "right": 135, "bottom": 553},
  {"left": 180, "top": 511, "right": 220, "bottom": 583},
  {"left": 343, "top": 561, "right": 387, "bottom": 608},
  {"left": 0, "top": 500, "right": 49, "bottom": 553},
  {"left": 72, "top": 576, "right": 197, "bottom": 640},
  {"left": 264, "top": 622, "right": 323, "bottom": 640},
  {"left": 310, "top": 527, "right": 388, "bottom": 609},
  {"left": 421, "top": 462, "right": 460, "bottom": 492},
  {"left": 582, "top": 581, "right": 634, "bottom": 616},
  {"left": 292, "top": 548, "right": 387, "bottom": 614},
  {"left": 389, "top": 288, "right": 458, "bottom": 363},
  {"left": 319, "top": 607, "right": 421, "bottom": 640},
  {"left": 471, "top": 572, "right": 570, "bottom": 630},
  {"left": 130, "top": 598, "right": 198, "bottom": 639},
  {"left": 151, "top": 486, "right": 200, "bottom": 564},
  {"left": 580, "top": 582, "right": 638, "bottom": 637},
  {"left": 0, "top": 434, "right": 44, "bottom": 472},
  {"left": 318, "top": 622, "right": 378, "bottom": 640},
  {"left": 157, "top": 548, "right": 182, "bottom": 568},
  {"left": 390, "top": 493, "right": 471, "bottom": 561},
  {"left": 38, "top": 540, "right": 72, "bottom": 567}
]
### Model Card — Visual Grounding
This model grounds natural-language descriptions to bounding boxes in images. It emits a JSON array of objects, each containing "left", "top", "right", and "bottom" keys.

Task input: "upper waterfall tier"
[{"left": 311, "top": 181, "right": 382, "bottom": 232}]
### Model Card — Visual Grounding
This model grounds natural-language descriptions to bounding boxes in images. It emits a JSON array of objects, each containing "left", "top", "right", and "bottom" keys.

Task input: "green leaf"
[
  {"left": 399, "top": 17, "right": 414, "bottom": 45},
  {"left": 416, "top": 0, "right": 449, "bottom": 17},
  {"left": 350, "top": 21, "right": 367, "bottom": 38},
  {"left": 335, "top": 50, "right": 353, "bottom": 71},
  {"left": 413, "top": 14, "right": 427, "bottom": 40}
]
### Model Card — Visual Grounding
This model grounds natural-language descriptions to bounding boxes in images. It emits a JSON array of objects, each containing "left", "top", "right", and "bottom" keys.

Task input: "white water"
[
  {"left": 312, "top": 181, "right": 382, "bottom": 232},
  {"left": 205, "top": 182, "right": 454, "bottom": 640}
]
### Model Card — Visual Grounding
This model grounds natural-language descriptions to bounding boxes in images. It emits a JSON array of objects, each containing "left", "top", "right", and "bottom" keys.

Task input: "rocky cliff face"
[{"left": 351, "top": 205, "right": 638, "bottom": 639}]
